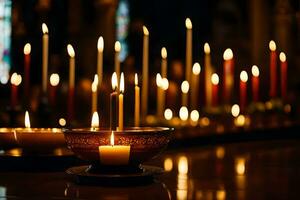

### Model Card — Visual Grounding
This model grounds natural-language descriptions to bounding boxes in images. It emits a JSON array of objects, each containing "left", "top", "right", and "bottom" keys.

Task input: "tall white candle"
[
  {"left": 191, "top": 62, "right": 201, "bottom": 109},
  {"left": 42, "top": 23, "right": 49, "bottom": 93},
  {"left": 114, "top": 41, "right": 121, "bottom": 86},
  {"left": 67, "top": 44, "right": 75, "bottom": 89},
  {"left": 97, "top": 36, "right": 104, "bottom": 87},
  {"left": 142, "top": 26, "right": 149, "bottom": 119},
  {"left": 204, "top": 43, "right": 212, "bottom": 107},
  {"left": 91, "top": 74, "right": 99, "bottom": 113},
  {"left": 185, "top": 18, "right": 192, "bottom": 84}
]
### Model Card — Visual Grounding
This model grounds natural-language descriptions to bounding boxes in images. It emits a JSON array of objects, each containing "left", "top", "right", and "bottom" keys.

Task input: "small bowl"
[
  {"left": 63, "top": 127, "right": 173, "bottom": 166},
  {"left": 0, "top": 128, "right": 17, "bottom": 150}
]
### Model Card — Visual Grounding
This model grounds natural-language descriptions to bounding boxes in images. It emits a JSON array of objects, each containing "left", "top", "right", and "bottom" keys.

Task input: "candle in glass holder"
[
  {"left": 269, "top": 40, "right": 277, "bottom": 98},
  {"left": 223, "top": 48, "right": 234, "bottom": 104},
  {"left": 142, "top": 26, "right": 149, "bottom": 119},
  {"left": 49, "top": 73, "right": 60, "bottom": 106},
  {"left": 181, "top": 80, "right": 189, "bottom": 107},
  {"left": 251, "top": 65, "right": 259, "bottom": 102},
  {"left": 97, "top": 36, "right": 104, "bottom": 86},
  {"left": 118, "top": 73, "right": 124, "bottom": 130},
  {"left": 67, "top": 44, "right": 75, "bottom": 121},
  {"left": 91, "top": 74, "right": 99, "bottom": 113},
  {"left": 114, "top": 41, "right": 121, "bottom": 86},
  {"left": 10, "top": 73, "right": 22, "bottom": 109},
  {"left": 134, "top": 73, "right": 140, "bottom": 127},
  {"left": 42, "top": 23, "right": 49, "bottom": 93},
  {"left": 185, "top": 18, "right": 192, "bottom": 83},
  {"left": 23, "top": 43, "right": 31, "bottom": 97},
  {"left": 279, "top": 52, "right": 287, "bottom": 101},
  {"left": 98, "top": 131, "right": 130, "bottom": 166},
  {"left": 191, "top": 62, "right": 201, "bottom": 110},
  {"left": 110, "top": 72, "right": 118, "bottom": 130},
  {"left": 211, "top": 73, "right": 219, "bottom": 107},
  {"left": 240, "top": 71, "right": 248, "bottom": 112},
  {"left": 204, "top": 43, "right": 212, "bottom": 107}
]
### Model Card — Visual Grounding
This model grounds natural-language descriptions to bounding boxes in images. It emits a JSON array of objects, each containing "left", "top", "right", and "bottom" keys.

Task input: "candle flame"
[
  {"left": 251, "top": 65, "right": 259, "bottom": 77},
  {"left": 114, "top": 41, "right": 121, "bottom": 52},
  {"left": 235, "top": 157, "right": 246, "bottom": 175},
  {"left": 211, "top": 73, "right": 219, "bottom": 85},
  {"left": 10, "top": 73, "right": 22, "bottom": 86},
  {"left": 181, "top": 80, "right": 189, "bottom": 94},
  {"left": 134, "top": 73, "right": 138, "bottom": 86},
  {"left": 23, "top": 43, "right": 31, "bottom": 55},
  {"left": 190, "top": 110, "right": 199, "bottom": 122},
  {"left": 92, "top": 74, "right": 98, "bottom": 92},
  {"left": 25, "top": 111, "right": 31, "bottom": 128},
  {"left": 67, "top": 44, "right": 75, "bottom": 57},
  {"left": 240, "top": 71, "right": 248, "bottom": 82},
  {"left": 91, "top": 111, "right": 99, "bottom": 128},
  {"left": 143, "top": 25, "right": 149, "bottom": 36},
  {"left": 110, "top": 131, "right": 115, "bottom": 146},
  {"left": 50, "top": 73, "right": 60, "bottom": 86},
  {"left": 161, "top": 78, "right": 169, "bottom": 90},
  {"left": 120, "top": 72, "right": 125, "bottom": 93},
  {"left": 179, "top": 106, "right": 189, "bottom": 121},
  {"left": 164, "top": 158, "right": 173, "bottom": 172},
  {"left": 161, "top": 47, "right": 167, "bottom": 59},
  {"left": 156, "top": 73, "right": 162, "bottom": 87},
  {"left": 59, "top": 118, "right": 66, "bottom": 127},
  {"left": 279, "top": 52, "right": 286, "bottom": 62},
  {"left": 97, "top": 36, "right": 104, "bottom": 52},
  {"left": 111, "top": 72, "right": 118, "bottom": 90},
  {"left": 235, "top": 115, "right": 246, "bottom": 127},
  {"left": 231, "top": 104, "right": 240, "bottom": 117},
  {"left": 178, "top": 156, "right": 188, "bottom": 174},
  {"left": 185, "top": 18, "right": 192, "bottom": 29},
  {"left": 269, "top": 40, "right": 276, "bottom": 51},
  {"left": 204, "top": 43, "right": 210, "bottom": 54},
  {"left": 42, "top": 23, "right": 48, "bottom": 34},
  {"left": 164, "top": 108, "right": 173, "bottom": 120},
  {"left": 223, "top": 48, "right": 233, "bottom": 60},
  {"left": 192, "top": 62, "right": 201, "bottom": 75}
]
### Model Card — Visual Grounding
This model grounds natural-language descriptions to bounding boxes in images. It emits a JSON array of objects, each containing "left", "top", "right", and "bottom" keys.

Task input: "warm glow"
[
  {"left": 114, "top": 41, "right": 121, "bottom": 52},
  {"left": 50, "top": 73, "right": 60, "bottom": 86},
  {"left": 120, "top": 72, "right": 125, "bottom": 93},
  {"left": 192, "top": 62, "right": 201, "bottom": 75},
  {"left": 200, "top": 117, "right": 210, "bottom": 126},
  {"left": 185, "top": 18, "right": 192, "bottom": 29},
  {"left": 164, "top": 108, "right": 173, "bottom": 120},
  {"left": 181, "top": 81, "right": 189, "bottom": 94},
  {"left": 178, "top": 156, "right": 188, "bottom": 174},
  {"left": 216, "top": 190, "right": 226, "bottom": 200},
  {"left": 67, "top": 44, "right": 75, "bottom": 57},
  {"left": 42, "top": 23, "right": 48, "bottom": 34},
  {"left": 97, "top": 36, "right": 104, "bottom": 52},
  {"left": 240, "top": 71, "right": 248, "bottom": 82},
  {"left": 216, "top": 146, "right": 225, "bottom": 159},
  {"left": 231, "top": 104, "right": 240, "bottom": 117},
  {"left": 25, "top": 111, "right": 30, "bottom": 128},
  {"left": 223, "top": 48, "right": 233, "bottom": 60},
  {"left": 211, "top": 73, "right": 219, "bottom": 85},
  {"left": 59, "top": 118, "right": 66, "bottom": 126},
  {"left": 23, "top": 43, "right": 31, "bottom": 55},
  {"left": 179, "top": 106, "right": 189, "bottom": 121},
  {"left": 10, "top": 73, "right": 22, "bottom": 86},
  {"left": 236, "top": 158, "right": 246, "bottom": 175},
  {"left": 91, "top": 111, "right": 99, "bottom": 128},
  {"left": 251, "top": 65, "right": 259, "bottom": 77},
  {"left": 204, "top": 43, "right": 210, "bottom": 54},
  {"left": 164, "top": 158, "right": 173, "bottom": 172},
  {"left": 161, "top": 78, "right": 169, "bottom": 90},
  {"left": 110, "top": 131, "right": 115, "bottom": 146},
  {"left": 134, "top": 73, "right": 138, "bottom": 86},
  {"left": 235, "top": 115, "right": 246, "bottom": 127},
  {"left": 190, "top": 110, "right": 199, "bottom": 122},
  {"left": 161, "top": 47, "right": 167, "bottom": 59},
  {"left": 279, "top": 52, "right": 286, "bottom": 62},
  {"left": 111, "top": 72, "right": 118, "bottom": 90},
  {"left": 269, "top": 40, "right": 276, "bottom": 51},
  {"left": 156, "top": 73, "right": 162, "bottom": 87},
  {"left": 143, "top": 25, "right": 149, "bottom": 36},
  {"left": 92, "top": 74, "right": 98, "bottom": 92}
]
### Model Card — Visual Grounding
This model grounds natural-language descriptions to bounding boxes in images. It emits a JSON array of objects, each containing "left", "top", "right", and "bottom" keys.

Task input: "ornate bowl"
[
  {"left": 0, "top": 128, "right": 17, "bottom": 150},
  {"left": 63, "top": 127, "right": 173, "bottom": 166}
]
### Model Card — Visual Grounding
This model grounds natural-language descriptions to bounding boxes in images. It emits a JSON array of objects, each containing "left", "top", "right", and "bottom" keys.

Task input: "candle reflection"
[
  {"left": 177, "top": 156, "right": 188, "bottom": 200},
  {"left": 235, "top": 157, "right": 247, "bottom": 190},
  {"left": 164, "top": 157, "right": 173, "bottom": 172}
]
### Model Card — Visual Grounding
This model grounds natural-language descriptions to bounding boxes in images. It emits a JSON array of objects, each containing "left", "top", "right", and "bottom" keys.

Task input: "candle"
[
  {"left": 204, "top": 43, "right": 213, "bottom": 107},
  {"left": 97, "top": 36, "right": 104, "bottom": 86},
  {"left": 23, "top": 43, "right": 31, "bottom": 97},
  {"left": 114, "top": 41, "right": 121, "bottom": 86},
  {"left": 142, "top": 26, "right": 149, "bottom": 119},
  {"left": 91, "top": 111, "right": 100, "bottom": 130},
  {"left": 134, "top": 73, "right": 140, "bottom": 127},
  {"left": 118, "top": 72, "right": 124, "bottom": 130},
  {"left": 185, "top": 18, "right": 192, "bottom": 83},
  {"left": 161, "top": 47, "right": 168, "bottom": 118},
  {"left": 110, "top": 72, "right": 118, "bottom": 130},
  {"left": 161, "top": 78, "right": 169, "bottom": 114},
  {"left": 191, "top": 62, "right": 201, "bottom": 110},
  {"left": 211, "top": 73, "right": 219, "bottom": 107},
  {"left": 269, "top": 40, "right": 277, "bottom": 98},
  {"left": 179, "top": 106, "right": 189, "bottom": 121},
  {"left": 279, "top": 52, "right": 287, "bottom": 101},
  {"left": 10, "top": 73, "right": 22, "bottom": 109},
  {"left": 239, "top": 71, "right": 248, "bottom": 112},
  {"left": 181, "top": 80, "right": 189, "bottom": 107},
  {"left": 161, "top": 47, "right": 167, "bottom": 78},
  {"left": 49, "top": 73, "right": 60, "bottom": 106},
  {"left": 98, "top": 131, "right": 131, "bottom": 166},
  {"left": 42, "top": 23, "right": 49, "bottom": 93},
  {"left": 251, "top": 65, "right": 260, "bottom": 102},
  {"left": 25, "top": 110, "right": 31, "bottom": 129},
  {"left": 231, "top": 104, "right": 240, "bottom": 118},
  {"left": 67, "top": 44, "right": 75, "bottom": 122},
  {"left": 91, "top": 74, "right": 99, "bottom": 113},
  {"left": 223, "top": 48, "right": 234, "bottom": 104},
  {"left": 156, "top": 73, "right": 163, "bottom": 117},
  {"left": 164, "top": 108, "right": 173, "bottom": 121}
]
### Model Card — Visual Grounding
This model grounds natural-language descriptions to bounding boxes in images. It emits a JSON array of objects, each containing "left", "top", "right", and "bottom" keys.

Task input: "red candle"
[
  {"left": 49, "top": 73, "right": 60, "bottom": 106},
  {"left": 10, "top": 73, "right": 22, "bottom": 109},
  {"left": 279, "top": 52, "right": 287, "bottom": 101},
  {"left": 239, "top": 71, "right": 248, "bottom": 112},
  {"left": 23, "top": 43, "right": 31, "bottom": 97},
  {"left": 269, "top": 40, "right": 277, "bottom": 98},
  {"left": 211, "top": 73, "right": 219, "bottom": 107},
  {"left": 251, "top": 65, "right": 260, "bottom": 102},
  {"left": 223, "top": 48, "right": 234, "bottom": 104}
]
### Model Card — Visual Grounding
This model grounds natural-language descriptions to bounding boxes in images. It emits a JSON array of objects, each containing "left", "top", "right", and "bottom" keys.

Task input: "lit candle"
[
  {"left": 181, "top": 80, "right": 189, "bottom": 107},
  {"left": 98, "top": 131, "right": 130, "bottom": 166},
  {"left": 42, "top": 23, "right": 49, "bottom": 93},
  {"left": 191, "top": 62, "right": 201, "bottom": 110},
  {"left": 142, "top": 26, "right": 149, "bottom": 119},
  {"left": 161, "top": 47, "right": 167, "bottom": 78},
  {"left": 67, "top": 44, "right": 75, "bottom": 121},
  {"left": 134, "top": 73, "right": 140, "bottom": 127},
  {"left": 204, "top": 43, "right": 213, "bottom": 107},
  {"left": 164, "top": 108, "right": 173, "bottom": 121},
  {"left": 240, "top": 71, "right": 248, "bottom": 112},
  {"left": 251, "top": 65, "right": 260, "bottom": 102},
  {"left": 185, "top": 18, "right": 192, "bottom": 83},
  {"left": 114, "top": 41, "right": 121, "bottom": 86},
  {"left": 110, "top": 72, "right": 118, "bottom": 130},
  {"left": 156, "top": 73, "right": 163, "bottom": 117},
  {"left": 179, "top": 106, "right": 189, "bottom": 121},
  {"left": 118, "top": 72, "right": 124, "bottom": 130},
  {"left": 269, "top": 40, "right": 277, "bottom": 98},
  {"left": 223, "top": 48, "right": 234, "bottom": 104},
  {"left": 97, "top": 36, "right": 104, "bottom": 86},
  {"left": 49, "top": 73, "right": 60, "bottom": 106},
  {"left": 160, "top": 47, "right": 168, "bottom": 118},
  {"left": 10, "top": 73, "right": 22, "bottom": 109},
  {"left": 23, "top": 43, "right": 31, "bottom": 97},
  {"left": 91, "top": 111, "right": 99, "bottom": 130},
  {"left": 279, "top": 52, "right": 287, "bottom": 101},
  {"left": 231, "top": 104, "right": 240, "bottom": 118},
  {"left": 91, "top": 74, "right": 99, "bottom": 113},
  {"left": 211, "top": 73, "right": 219, "bottom": 107},
  {"left": 25, "top": 110, "right": 31, "bottom": 129}
]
